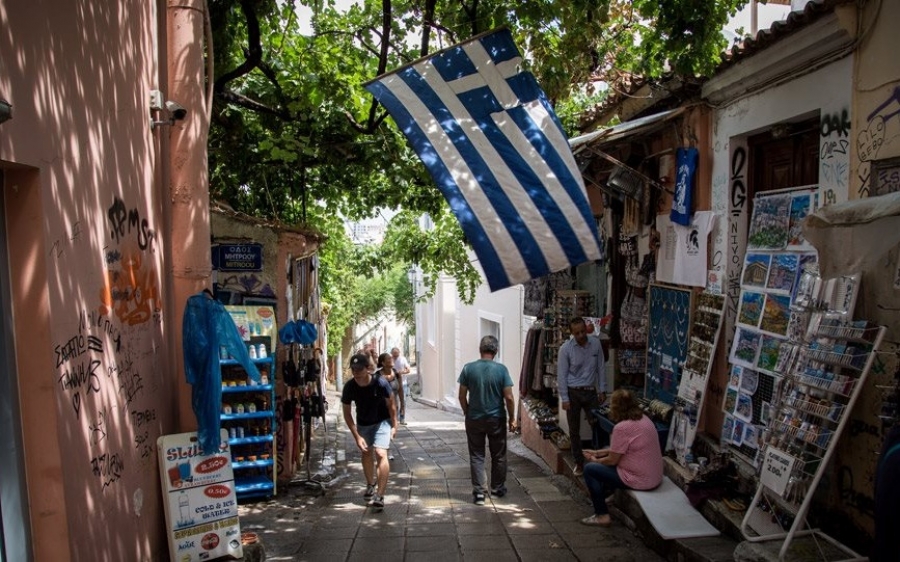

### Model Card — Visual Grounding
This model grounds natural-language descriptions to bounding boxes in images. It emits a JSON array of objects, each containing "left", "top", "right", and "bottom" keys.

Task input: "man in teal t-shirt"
[{"left": 458, "top": 335, "right": 516, "bottom": 505}]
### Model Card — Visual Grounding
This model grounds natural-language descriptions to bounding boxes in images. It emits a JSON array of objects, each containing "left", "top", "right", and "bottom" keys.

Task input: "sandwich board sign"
[{"left": 158, "top": 430, "right": 242, "bottom": 561}]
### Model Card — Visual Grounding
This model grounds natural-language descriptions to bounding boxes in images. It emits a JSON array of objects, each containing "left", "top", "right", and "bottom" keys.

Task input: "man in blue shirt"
[
  {"left": 458, "top": 335, "right": 516, "bottom": 505},
  {"left": 558, "top": 317, "right": 606, "bottom": 476}
]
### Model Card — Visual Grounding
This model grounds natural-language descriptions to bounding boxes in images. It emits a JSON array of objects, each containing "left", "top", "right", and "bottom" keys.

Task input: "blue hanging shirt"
[{"left": 671, "top": 147, "right": 698, "bottom": 226}]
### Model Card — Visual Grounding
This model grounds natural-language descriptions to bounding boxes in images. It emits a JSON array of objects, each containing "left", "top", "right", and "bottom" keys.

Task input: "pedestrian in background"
[
  {"left": 341, "top": 353, "right": 397, "bottom": 511},
  {"left": 391, "top": 347, "right": 412, "bottom": 421},
  {"left": 376, "top": 352, "right": 403, "bottom": 460},
  {"left": 558, "top": 316, "right": 607, "bottom": 476},
  {"left": 458, "top": 335, "right": 516, "bottom": 505}
]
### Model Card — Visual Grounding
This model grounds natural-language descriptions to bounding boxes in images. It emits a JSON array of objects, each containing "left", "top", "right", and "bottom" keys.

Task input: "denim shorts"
[{"left": 357, "top": 419, "right": 392, "bottom": 450}]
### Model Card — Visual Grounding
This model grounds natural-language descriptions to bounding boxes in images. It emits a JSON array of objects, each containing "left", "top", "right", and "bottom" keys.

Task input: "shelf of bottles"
[{"left": 220, "top": 351, "right": 276, "bottom": 500}]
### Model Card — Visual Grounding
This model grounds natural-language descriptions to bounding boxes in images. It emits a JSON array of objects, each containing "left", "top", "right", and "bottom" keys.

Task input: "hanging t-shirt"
[
  {"left": 671, "top": 147, "right": 698, "bottom": 226},
  {"left": 655, "top": 211, "right": 716, "bottom": 287}
]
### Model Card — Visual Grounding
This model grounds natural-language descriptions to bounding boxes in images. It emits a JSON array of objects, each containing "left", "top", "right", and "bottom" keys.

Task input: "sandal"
[{"left": 581, "top": 515, "right": 612, "bottom": 527}]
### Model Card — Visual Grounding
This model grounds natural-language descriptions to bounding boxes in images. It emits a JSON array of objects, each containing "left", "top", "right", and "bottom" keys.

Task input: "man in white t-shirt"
[{"left": 391, "top": 348, "right": 411, "bottom": 423}]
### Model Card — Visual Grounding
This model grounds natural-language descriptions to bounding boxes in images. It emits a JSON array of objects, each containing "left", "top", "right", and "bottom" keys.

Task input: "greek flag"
[{"left": 365, "top": 28, "right": 602, "bottom": 291}]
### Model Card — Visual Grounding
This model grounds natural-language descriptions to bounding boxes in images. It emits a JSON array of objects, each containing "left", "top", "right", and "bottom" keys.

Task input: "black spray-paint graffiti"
[
  {"left": 837, "top": 465, "right": 875, "bottom": 518},
  {"left": 821, "top": 109, "right": 852, "bottom": 138},
  {"left": 857, "top": 86, "right": 900, "bottom": 196},
  {"left": 89, "top": 409, "right": 108, "bottom": 446},
  {"left": 55, "top": 334, "right": 103, "bottom": 368},
  {"left": 90, "top": 452, "right": 125, "bottom": 490},
  {"left": 107, "top": 196, "right": 156, "bottom": 252},
  {"left": 727, "top": 146, "right": 748, "bottom": 319},
  {"left": 107, "top": 355, "right": 144, "bottom": 408},
  {"left": 131, "top": 408, "right": 158, "bottom": 459},
  {"left": 57, "top": 355, "right": 102, "bottom": 419},
  {"left": 820, "top": 109, "right": 852, "bottom": 205}
]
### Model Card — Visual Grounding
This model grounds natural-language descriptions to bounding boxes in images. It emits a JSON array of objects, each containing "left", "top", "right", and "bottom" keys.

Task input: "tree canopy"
[{"left": 207, "top": 0, "right": 748, "bottom": 321}]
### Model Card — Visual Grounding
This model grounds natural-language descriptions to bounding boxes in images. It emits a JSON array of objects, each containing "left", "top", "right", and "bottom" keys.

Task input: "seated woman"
[{"left": 580, "top": 388, "right": 663, "bottom": 526}]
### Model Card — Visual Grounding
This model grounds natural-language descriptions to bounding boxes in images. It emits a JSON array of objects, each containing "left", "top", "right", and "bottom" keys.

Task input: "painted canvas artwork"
[
  {"left": 757, "top": 335, "right": 785, "bottom": 372},
  {"left": 731, "top": 327, "right": 762, "bottom": 367},
  {"left": 729, "top": 365, "right": 742, "bottom": 389},
  {"left": 738, "top": 291, "right": 765, "bottom": 328},
  {"left": 748, "top": 194, "right": 790, "bottom": 250},
  {"left": 742, "top": 254, "right": 771, "bottom": 288},
  {"left": 732, "top": 419, "right": 746, "bottom": 446},
  {"left": 760, "top": 294, "right": 792, "bottom": 336},
  {"left": 766, "top": 253, "right": 799, "bottom": 294},
  {"left": 788, "top": 193, "right": 813, "bottom": 247},
  {"left": 722, "top": 414, "right": 735, "bottom": 444},
  {"left": 736, "top": 392, "right": 754, "bottom": 422},
  {"left": 744, "top": 424, "right": 759, "bottom": 449},
  {"left": 740, "top": 368, "right": 759, "bottom": 394},
  {"left": 724, "top": 387, "right": 738, "bottom": 414}
]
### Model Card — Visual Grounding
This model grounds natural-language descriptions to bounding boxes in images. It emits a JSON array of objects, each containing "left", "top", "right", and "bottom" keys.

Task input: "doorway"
[
  {"left": 0, "top": 169, "right": 32, "bottom": 561},
  {"left": 748, "top": 117, "right": 820, "bottom": 196}
]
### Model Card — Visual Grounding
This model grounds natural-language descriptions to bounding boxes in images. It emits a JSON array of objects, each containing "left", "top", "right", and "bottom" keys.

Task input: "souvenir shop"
[
  {"left": 210, "top": 204, "right": 328, "bottom": 499},
  {"left": 515, "top": 105, "right": 891, "bottom": 558}
]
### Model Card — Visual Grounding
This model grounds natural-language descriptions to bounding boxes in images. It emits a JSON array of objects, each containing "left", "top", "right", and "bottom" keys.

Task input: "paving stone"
[
  {"left": 455, "top": 521, "right": 508, "bottom": 536},
  {"left": 405, "top": 522, "right": 457, "bottom": 536},
  {"left": 460, "top": 550, "right": 520, "bottom": 562},
  {"left": 350, "top": 535, "right": 405, "bottom": 552},
  {"left": 458, "top": 534, "right": 513, "bottom": 550},
  {"left": 406, "top": 534, "right": 460, "bottom": 552}
]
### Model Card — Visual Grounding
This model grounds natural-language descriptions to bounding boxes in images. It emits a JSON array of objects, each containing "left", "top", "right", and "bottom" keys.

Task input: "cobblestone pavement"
[{"left": 237, "top": 393, "right": 664, "bottom": 562}]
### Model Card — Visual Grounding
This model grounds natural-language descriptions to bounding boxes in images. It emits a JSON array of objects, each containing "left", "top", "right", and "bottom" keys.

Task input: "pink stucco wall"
[{"left": 1, "top": 1, "right": 177, "bottom": 559}]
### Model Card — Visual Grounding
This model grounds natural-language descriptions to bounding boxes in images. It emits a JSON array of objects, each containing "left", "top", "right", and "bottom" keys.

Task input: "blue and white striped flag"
[{"left": 365, "top": 28, "right": 602, "bottom": 292}]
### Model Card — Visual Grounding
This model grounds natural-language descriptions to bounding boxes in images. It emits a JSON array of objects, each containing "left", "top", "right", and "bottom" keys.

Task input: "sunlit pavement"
[{"left": 237, "top": 390, "right": 664, "bottom": 562}]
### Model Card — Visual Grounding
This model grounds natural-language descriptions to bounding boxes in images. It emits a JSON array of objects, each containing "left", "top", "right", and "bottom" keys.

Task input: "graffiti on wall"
[
  {"left": 727, "top": 146, "right": 749, "bottom": 341},
  {"left": 858, "top": 85, "right": 900, "bottom": 197},
  {"left": 50, "top": 194, "right": 166, "bottom": 495},
  {"left": 820, "top": 108, "right": 851, "bottom": 206}
]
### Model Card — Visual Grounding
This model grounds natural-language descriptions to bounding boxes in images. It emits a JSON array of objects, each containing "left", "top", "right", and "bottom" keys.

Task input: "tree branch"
[
  {"left": 214, "top": 0, "right": 264, "bottom": 93},
  {"left": 419, "top": 0, "right": 437, "bottom": 56},
  {"left": 216, "top": 90, "right": 291, "bottom": 120}
]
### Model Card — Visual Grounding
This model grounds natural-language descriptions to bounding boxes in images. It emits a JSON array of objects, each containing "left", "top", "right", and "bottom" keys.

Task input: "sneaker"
[
  {"left": 581, "top": 514, "right": 612, "bottom": 527},
  {"left": 491, "top": 485, "right": 507, "bottom": 498},
  {"left": 473, "top": 492, "right": 486, "bottom": 506},
  {"left": 371, "top": 495, "right": 385, "bottom": 510},
  {"left": 388, "top": 454, "right": 395, "bottom": 461},
  {"left": 573, "top": 463, "right": 584, "bottom": 477},
  {"left": 364, "top": 484, "right": 376, "bottom": 502}
]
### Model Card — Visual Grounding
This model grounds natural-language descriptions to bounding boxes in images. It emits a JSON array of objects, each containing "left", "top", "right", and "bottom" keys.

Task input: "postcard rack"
[{"left": 740, "top": 319, "right": 885, "bottom": 561}]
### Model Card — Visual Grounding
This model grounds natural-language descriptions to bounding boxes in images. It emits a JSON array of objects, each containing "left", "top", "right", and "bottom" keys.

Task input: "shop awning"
[
  {"left": 803, "top": 191, "right": 900, "bottom": 278},
  {"left": 570, "top": 107, "right": 685, "bottom": 153}
]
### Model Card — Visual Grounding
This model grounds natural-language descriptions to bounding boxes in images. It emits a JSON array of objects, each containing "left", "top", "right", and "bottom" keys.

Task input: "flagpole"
[{"left": 362, "top": 26, "right": 511, "bottom": 87}]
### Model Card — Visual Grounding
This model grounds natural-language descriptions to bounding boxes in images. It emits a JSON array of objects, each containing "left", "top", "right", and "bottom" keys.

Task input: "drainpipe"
[{"left": 167, "top": 0, "right": 211, "bottom": 430}]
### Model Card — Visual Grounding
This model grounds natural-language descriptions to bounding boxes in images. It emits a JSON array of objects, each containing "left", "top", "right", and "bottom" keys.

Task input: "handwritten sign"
[{"left": 761, "top": 446, "right": 795, "bottom": 496}]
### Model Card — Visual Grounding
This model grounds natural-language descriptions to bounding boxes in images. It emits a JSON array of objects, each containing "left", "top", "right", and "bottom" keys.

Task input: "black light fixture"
[{"left": 0, "top": 98, "right": 11, "bottom": 124}]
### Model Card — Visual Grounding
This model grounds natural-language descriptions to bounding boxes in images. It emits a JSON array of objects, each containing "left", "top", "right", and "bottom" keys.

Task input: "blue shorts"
[{"left": 357, "top": 419, "right": 392, "bottom": 450}]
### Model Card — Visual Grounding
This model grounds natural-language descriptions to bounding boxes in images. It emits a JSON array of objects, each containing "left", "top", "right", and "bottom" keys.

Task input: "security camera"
[{"left": 165, "top": 100, "right": 187, "bottom": 121}]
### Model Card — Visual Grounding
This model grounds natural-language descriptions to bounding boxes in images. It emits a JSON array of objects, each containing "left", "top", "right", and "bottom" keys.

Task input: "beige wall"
[
  {"left": 1, "top": 1, "right": 175, "bottom": 559},
  {"left": 834, "top": 0, "right": 900, "bottom": 539}
]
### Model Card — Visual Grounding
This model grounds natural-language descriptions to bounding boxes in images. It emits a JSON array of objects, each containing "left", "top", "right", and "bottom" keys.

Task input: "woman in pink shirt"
[{"left": 580, "top": 389, "right": 664, "bottom": 526}]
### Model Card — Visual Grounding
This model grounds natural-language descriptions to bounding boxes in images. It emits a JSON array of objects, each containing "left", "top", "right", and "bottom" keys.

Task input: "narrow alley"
[{"left": 236, "top": 395, "right": 664, "bottom": 562}]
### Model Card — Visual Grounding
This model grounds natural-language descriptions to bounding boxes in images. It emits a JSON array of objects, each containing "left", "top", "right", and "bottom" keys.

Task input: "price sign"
[
  {"left": 158, "top": 430, "right": 242, "bottom": 562},
  {"left": 761, "top": 446, "right": 795, "bottom": 496}
]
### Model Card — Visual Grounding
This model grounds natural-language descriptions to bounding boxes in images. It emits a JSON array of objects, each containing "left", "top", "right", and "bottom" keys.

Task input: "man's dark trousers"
[
  {"left": 567, "top": 388, "right": 599, "bottom": 466},
  {"left": 465, "top": 417, "right": 506, "bottom": 494}
]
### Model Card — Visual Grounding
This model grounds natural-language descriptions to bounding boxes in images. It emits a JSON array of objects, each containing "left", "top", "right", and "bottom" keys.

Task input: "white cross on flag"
[{"left": 365, "top": 28, "right": 602, "bottom": 291}]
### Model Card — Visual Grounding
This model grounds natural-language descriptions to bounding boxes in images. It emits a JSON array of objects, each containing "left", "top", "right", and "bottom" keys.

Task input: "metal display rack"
[
  {"left": 740, "top": 319, "right": 885, "bottom": 561},
  {"left": 220, "top": 355, "right": 277, "bottom": 500}
]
